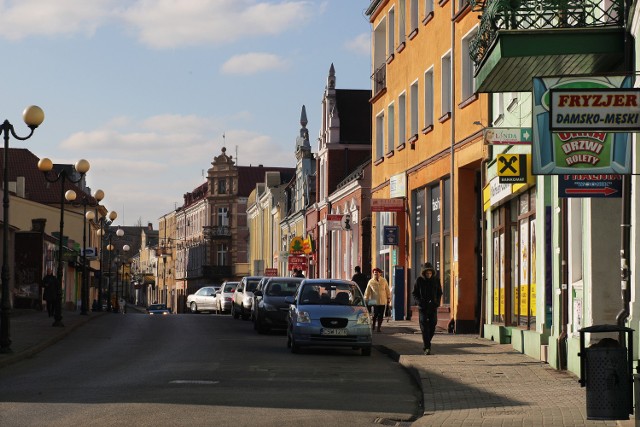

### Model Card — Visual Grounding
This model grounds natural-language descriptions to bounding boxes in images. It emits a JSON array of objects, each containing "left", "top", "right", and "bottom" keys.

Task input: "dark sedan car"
[{"left": 253, "top": 277, "right": 303, "bottom": 334}]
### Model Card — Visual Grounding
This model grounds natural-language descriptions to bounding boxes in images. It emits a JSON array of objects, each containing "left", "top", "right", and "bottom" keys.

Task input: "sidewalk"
[
  {"left": 0, "top": 308, "right": 635, "bottom": 426},
  {"left": 374, "top": 319, "right": 631, "bottom": 427}
]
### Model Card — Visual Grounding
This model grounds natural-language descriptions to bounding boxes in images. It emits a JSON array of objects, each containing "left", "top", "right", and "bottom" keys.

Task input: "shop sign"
[
  {"left": 289, "top": 237, "right": 304, "bottom": 254},
  {"left": 327, "top": 214, "right": 343, "bottom": 231},
  {"left": 484, "top": 127, "right": 532, "bottom": 145},
  {"left": 389, "top": 173, "right": 406, "bottom": 198},
  {"left": 288, "top": 255, "right": 306, "bottom": 271},
  {"left": 550, "top": 89, "right": 640, "bottom": 131},
  {"left": 497, "top": 154, "right": 527, "bottom": 183},
  {"left": 486, "top": 177, "right": 511, "bottom": 207},
  {"left": 383, "top": 226, "right": 399, "bottom": 246},
  {"left": 371, "top": 198, "right": 404, "bottom": 212},
  {"left": 558, "top": 174, "right": 623, "bottom": 198},
  {"left": 264, "top": 268, "right": 278, "bottom": 276},
  {"left": 532, "top": 75, "right": 632, "bottom": 175}
]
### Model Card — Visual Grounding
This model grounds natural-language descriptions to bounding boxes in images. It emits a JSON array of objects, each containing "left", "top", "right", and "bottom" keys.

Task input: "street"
[{"left": 0, "top": 311, "right": 420, "bottom": 427}]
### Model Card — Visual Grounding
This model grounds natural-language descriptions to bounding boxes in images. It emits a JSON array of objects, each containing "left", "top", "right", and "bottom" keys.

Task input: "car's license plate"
[{"left": 321, "top": 328, "right": 347, "bottom": 336}]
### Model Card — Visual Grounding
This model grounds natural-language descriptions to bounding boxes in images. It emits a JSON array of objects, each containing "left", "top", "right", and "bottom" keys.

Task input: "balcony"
[
  {"left": 469, "top": 0, "right": 626, "bottom": 93},
  {"left": 205, "top": 225, "right": 231, "bottom": 239},
  {"left": 371, "top": 63, "right": 387, "bottom": 99}
]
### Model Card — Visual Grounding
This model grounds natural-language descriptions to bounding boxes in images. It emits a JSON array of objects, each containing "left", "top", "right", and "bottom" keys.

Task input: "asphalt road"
[{"left": 0, "top": 312, "right": 420, "bottom": 427}]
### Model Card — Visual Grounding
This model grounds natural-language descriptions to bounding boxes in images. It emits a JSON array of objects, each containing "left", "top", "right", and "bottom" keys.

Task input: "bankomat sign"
[{"left": 532, "top": 75, "right": 633, "bottom": 175}]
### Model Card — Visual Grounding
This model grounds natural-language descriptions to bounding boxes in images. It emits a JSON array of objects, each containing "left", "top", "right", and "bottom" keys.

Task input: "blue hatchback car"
[{"left": 285, "top": 279, "right": 372, "bottom": 356}]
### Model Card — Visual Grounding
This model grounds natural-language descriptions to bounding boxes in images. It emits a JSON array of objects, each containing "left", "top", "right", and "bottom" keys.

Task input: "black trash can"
[{"left": 579, "top": 324, "right": 634, "bottom": 420}]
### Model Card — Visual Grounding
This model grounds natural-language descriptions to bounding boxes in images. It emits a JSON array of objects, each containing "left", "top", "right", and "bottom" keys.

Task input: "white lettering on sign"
[{"left": 431, "top": 197, "right": 440, "bottom": 212}]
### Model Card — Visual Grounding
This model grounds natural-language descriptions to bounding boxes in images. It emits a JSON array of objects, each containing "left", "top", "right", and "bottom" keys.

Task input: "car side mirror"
[
  {"left": 284, "top": 296, "right": 295, "bottom": 305},
  {"left": 237, "top": 288, "right": 243, "bottom": 293}
]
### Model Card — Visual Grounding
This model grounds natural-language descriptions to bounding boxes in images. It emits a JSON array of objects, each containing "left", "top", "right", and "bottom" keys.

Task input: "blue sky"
[{"left": 0, "top": 0, "right": 371, "bottom": 227}]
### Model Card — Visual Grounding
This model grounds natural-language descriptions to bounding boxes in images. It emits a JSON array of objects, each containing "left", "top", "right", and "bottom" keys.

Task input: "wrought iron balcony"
[
  {"left": 204, "top": 225, "right": 231, "bottom": 238},
  {"left": 470, "top": 0, "right": 623, "bottom": 66},
  {"left": 469, "top": 0, "right": 627, "bottom": 92},
  {"left": 371, "top": 63, "right": 386, "bottom": 98}
]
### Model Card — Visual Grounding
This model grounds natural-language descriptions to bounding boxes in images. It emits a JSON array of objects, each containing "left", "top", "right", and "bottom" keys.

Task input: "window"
[
  {"left": 410, "top": 0, "right": 419, "bottom": 31},
  {"left": 387, "top": 102, "right": 395, "bottom": 152},
  {"left": 388, "top": 8, "right": 395, "bottom": 54},
  {"left": 217, "top": 243, "right": 228, "bottom": 265},
  {"left": 218, "top": 178, "right": 227, "bottom": 194},
  {"left": 399, "top": 0, "right": 406, "bottom": 46},
  {"left": 218, "top": 207, "right": 229, "bottom": 226},
  {"left": 441, "top": 52, "right": 452, "bottom": 115},
  {"left": 376, "top": 111, "right": 385, "bottom": 159},
  {"left": 424, "top": 68, "right": 434, "bottom": 129},
  {"left": 461, "top": 27, "right": 478, "bottom": 100},
  {"left": 398, "top": 92, "right": 406, "bottom": 146},
  {"left": 410, "top": 80, "right": 419, "bottom": 138},
  {"left": 425, "top": 0, "right": 434, "bottom": 17}
]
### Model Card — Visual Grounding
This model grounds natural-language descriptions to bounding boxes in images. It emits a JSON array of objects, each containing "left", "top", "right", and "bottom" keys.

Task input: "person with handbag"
[
  {"left": 412, "top": 262, "right": 443, "bottom": 355},
  {"left": 364, "top": 268, "right": 391, "bottom": 333}
]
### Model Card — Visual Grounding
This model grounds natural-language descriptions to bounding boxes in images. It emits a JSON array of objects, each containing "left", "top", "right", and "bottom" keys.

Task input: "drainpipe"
[
  {"left": 616, "top": 0, "right": 632, "bottom": 339},
  {"left": 449, "top": 0, "right": 457, "bottom": 332},
  {"left": 558, "top": 197, "right": 568, "bottom": 370}
]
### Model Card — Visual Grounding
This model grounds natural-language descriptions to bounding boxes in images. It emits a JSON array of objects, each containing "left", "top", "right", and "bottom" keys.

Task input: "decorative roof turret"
[{"left": 296, "top": 105, "right": 311, "bottom": 157}]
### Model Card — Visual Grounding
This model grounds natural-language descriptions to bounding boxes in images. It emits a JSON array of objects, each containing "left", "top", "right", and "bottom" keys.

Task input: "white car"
[
  {"left": 214, "top": 282, "right": 238, "bottom": 313},
  {"left": 231, "top": 276, "right": 262, "bottom": 320},
  {"left": 186, "top": 285, "right": 220, "bottom": 313}
]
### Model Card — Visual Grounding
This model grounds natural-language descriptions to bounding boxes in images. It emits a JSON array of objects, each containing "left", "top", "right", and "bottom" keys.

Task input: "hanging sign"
[
  {"left": 371, "top": 198, "right": 404, "bottom": 212},
  {"left": 483, "top": 127, "right": 533, "bottom": 145},
  {"left": 558, "top": 174, "right": 623, "bottom": 198}
]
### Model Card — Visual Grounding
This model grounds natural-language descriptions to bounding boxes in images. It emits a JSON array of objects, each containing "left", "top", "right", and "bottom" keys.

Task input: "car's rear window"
[
  {"left": 266, "top": 280, "right": 300, "bottom": 297},
  {"left": 246, "top": 280, "right": 260, "bottom": 292},
  {"left": 224, "top": 283, "right": 236, "bottom": 292}
]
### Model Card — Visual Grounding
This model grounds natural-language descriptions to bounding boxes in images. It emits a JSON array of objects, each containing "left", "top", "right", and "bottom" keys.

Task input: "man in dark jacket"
[
  {"left": 412, "top": 262, "right": 443, "bottom": 355},
  {"left": 351, "top": 266, "right": 368, "bottom": 295},
  {"left": 42, "top": 268, "right": 58, "bottom": 317}
]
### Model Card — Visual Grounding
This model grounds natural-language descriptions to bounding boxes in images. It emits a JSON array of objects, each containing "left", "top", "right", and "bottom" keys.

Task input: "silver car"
[
  {"left": 214, "top": 281, "right": 238, "bottom": 313},
  {"left": 186, "top": 285, "right": 220, "bottom": 313},
  {"left": 286, "top": 279, "right": 372, "bottom": 356}
]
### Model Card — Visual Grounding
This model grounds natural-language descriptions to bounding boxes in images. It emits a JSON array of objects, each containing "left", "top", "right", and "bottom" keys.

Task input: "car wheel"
[
  {"left": 361, "top": 347, "right": 372, "bottom": 357},
  {"left": 190, "top": 302, "right": 198, "bottom": 314},
  {"left": 232, "top": 304, "right": 240, "bottom": 319},
  {"left": 286, "top": 331, "right": 292, "bottom": 348},
  {"left": 241, "top": 307, "right": 250, "bottom": 320},
  {"left": 256, "top": 316, "right": 268, "bottom": 334}
]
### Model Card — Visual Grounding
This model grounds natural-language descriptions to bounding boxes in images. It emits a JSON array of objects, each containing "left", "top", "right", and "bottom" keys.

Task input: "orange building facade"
[{"left": 366, "top": 0, "right": 488, "bottom": 332}]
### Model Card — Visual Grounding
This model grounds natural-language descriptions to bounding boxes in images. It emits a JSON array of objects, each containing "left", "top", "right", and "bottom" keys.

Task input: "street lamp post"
[
  {"left": 38, "top": 157, "right": 90, "bottom": 327},
  {"left": 119, "top": 245, "right": 130, "bottom": 312},
  {"left": 96, "top": 211, "right": 117, "bottom": 311},
  {"left": 0, "top": 105, "right": 45, "bottom": 353},
  {"left": 107, "top": 228, "right": 124, "bottom": 312},
  {"left": 77, "top": 189, "right": 104, "bottom": 315}
]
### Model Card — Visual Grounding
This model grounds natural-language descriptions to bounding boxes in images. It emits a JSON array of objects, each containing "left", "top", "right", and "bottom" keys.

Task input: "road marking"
[{"left": 169, "top": 380, "right": 219, "bottom": 385}]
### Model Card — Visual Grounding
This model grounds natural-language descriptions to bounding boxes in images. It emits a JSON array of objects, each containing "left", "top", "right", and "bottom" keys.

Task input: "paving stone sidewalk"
[{"left": 374, "top": 320, "right": 633, "bottom": 427}]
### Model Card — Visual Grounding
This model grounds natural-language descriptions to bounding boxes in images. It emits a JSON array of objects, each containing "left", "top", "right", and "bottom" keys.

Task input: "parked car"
[
  {"left": 253, "top": 277, "right": 303, "bottom": 333},
  {"left": 250, "top": 276, "right": 271, "bottom": 322},
  {"left": 186, "top": 285, "right": 220, "bottom": 313},
  {"left": 286, "top": 279, "right": 372, "bottom": 356},
  {"left": 214, "top": 281, "right": 238, "bottom": 313},
  {"left": 147, "top": 303, "right": 171, "bottom": 315},
  {"left": 231, "top": 276, "right": 262, "bottom": 320}
]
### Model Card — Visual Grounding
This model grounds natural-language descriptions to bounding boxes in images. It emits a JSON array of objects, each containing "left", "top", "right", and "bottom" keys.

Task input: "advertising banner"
[{"left": 532, "top": 75, "right": 633, "bottom": 175}]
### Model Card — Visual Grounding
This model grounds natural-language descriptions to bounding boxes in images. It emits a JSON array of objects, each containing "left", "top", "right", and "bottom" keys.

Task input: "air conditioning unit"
[{"left": 81, "top": 247, "right": 97, "bottom": 257}]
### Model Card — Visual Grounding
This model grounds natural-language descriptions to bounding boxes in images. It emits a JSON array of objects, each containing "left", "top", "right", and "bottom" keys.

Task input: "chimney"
[
  {"left": 16, "top": 177, "right": 25, "bottom": 198},
  {"left": 148, "top": 222, "right": 153, "bottom": 230},
  {"left": 32, "top": 218, "right": 46, "bottom": 233}
]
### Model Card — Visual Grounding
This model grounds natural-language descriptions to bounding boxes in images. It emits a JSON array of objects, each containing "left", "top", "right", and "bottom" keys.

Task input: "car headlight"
[
  {"left": 357, "top": 312, "right": 371, "bottom": 325},
  {"left": 297, "top": 311, "right": 311, "bottom": 323}
]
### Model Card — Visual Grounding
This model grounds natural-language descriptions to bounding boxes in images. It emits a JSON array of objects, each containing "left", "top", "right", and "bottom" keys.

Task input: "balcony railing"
[
  {"left": 371, "top": 63, "right": 386, "bottom": 97},
  {"left": 469, "top": 0, "right": 625, "bottom": 67},
  {"left": 205, "top": 225, "right": 231, "bottom": 238}
]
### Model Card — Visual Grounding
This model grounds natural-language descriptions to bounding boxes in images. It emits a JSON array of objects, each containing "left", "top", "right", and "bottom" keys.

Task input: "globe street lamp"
[
  {"left": 0, "top": 105, "right": 44, "bottom": 353},
  {"left": 75, "top": 189, "right": 104, "bottom": 315},
  {"left": 38, "top": 158, "right": 90, "bottom": 327},
  {"left": 96, "top": 210, "right": 117, "bottom": 311},
  {"left": 106, "top": 227, "right": 124, "bottom": 312}
]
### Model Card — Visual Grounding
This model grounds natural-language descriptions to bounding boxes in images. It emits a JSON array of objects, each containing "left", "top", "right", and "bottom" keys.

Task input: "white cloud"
[
  {"left": 0, "top": 0, "right": 119, "bottom": 40},
  {"left": 345, "top": 33, "right": 370, "bottom": 56},
  {"left": 221, "top": 52, "right": 289, "bottom": 76},
  {"left": 122, "top": 0, "right": 313, "bottom": 49}
]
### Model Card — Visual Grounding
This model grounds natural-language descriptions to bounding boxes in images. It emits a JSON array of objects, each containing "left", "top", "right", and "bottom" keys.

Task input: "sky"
[{"left": 0, "top": 0, "right": 372, "bottom": 227}]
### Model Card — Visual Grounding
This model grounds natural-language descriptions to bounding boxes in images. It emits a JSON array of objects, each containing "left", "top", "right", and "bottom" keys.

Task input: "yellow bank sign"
[{"left": 497, "top": 154, "right": 528, "bottom": 183}]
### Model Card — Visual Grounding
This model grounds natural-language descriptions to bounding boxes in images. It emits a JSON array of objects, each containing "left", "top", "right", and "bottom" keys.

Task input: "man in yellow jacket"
[{"left": 364, "top": 268, "right": 391, "bottom": 332}]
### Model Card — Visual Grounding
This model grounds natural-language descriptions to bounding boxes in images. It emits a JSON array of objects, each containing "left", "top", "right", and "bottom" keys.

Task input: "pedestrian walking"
[
  {"left": 41, "top": 268, "right": 58, "bottom": 318},
  {"left": 412, "top": 262, "right": 443, "bottom": 355},
  {"left": 364, "top": 268, "right": 391, "bottom": 333},
  {"left": 351, "top": 266, "right": 368, "bottom": 295},
  {"left": 294, "top": 268, "right": 305, "bottom": 278}
]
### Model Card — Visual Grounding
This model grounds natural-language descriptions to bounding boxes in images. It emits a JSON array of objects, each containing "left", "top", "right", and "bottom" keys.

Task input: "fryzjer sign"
[
  {"left": 558, "top": 174, "right": 622, "bottom": 198},
  {"left": 483, "top": 127, "right": 532, "bottom": 145},
  {"left": 550, "top": 89, "right": 640, "bottom": 131},
  {"left": 532, "top": 76, "right": 632, "bottom": 175}
]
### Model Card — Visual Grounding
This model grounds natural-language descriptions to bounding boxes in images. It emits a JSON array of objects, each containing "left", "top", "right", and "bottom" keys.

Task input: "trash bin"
[{"left": 578, "top": 324, "right": 634, "bottom": 420}]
